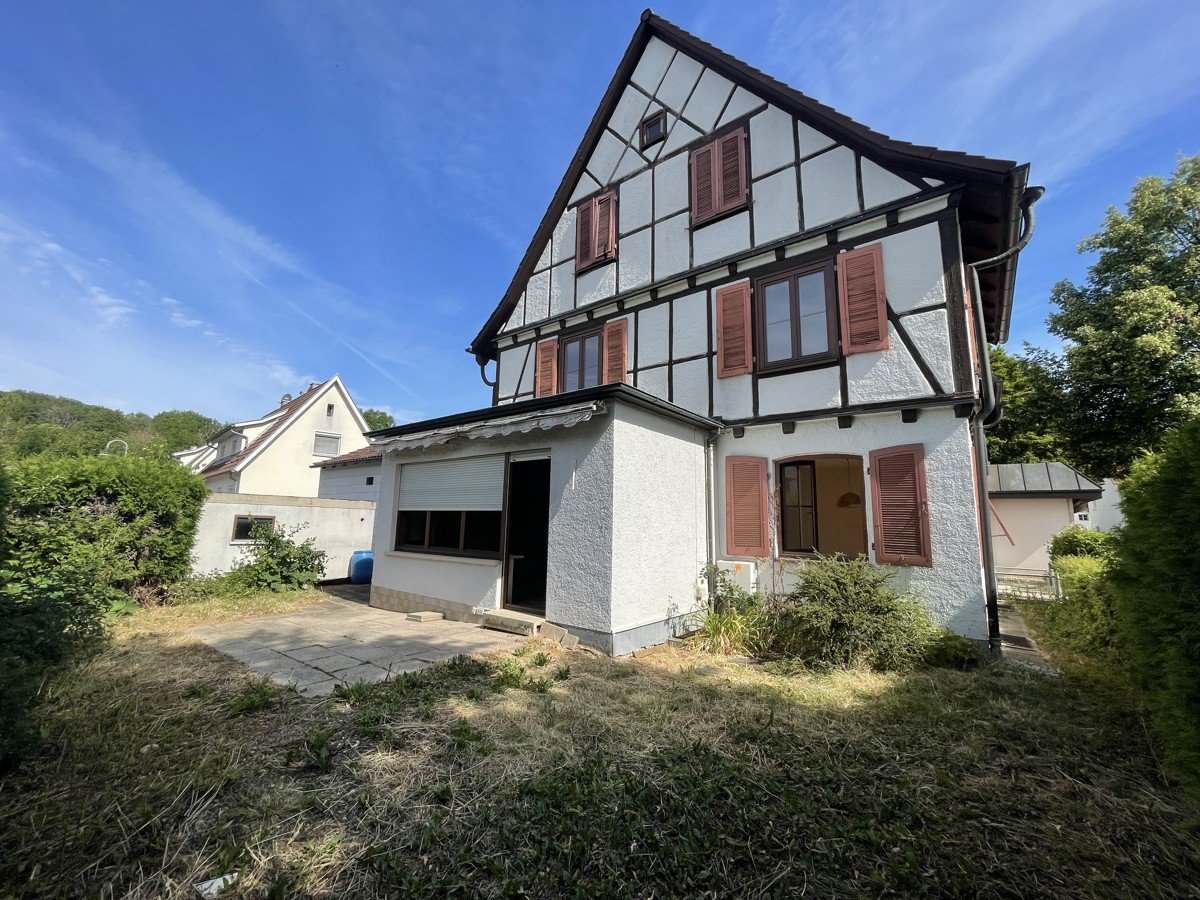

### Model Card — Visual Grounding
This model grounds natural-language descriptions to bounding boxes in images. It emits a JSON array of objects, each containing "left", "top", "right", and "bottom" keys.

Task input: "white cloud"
[{"left": 168, "top": 311, "right": 203, "bottom": 328}]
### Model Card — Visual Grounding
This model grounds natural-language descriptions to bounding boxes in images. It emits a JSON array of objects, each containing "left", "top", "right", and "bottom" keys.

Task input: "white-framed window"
[{"left": 313, "top": 432, "right": 341, "bottom": 456}]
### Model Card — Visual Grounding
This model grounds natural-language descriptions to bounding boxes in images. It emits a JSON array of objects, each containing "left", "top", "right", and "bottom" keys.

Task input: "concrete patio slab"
[{"left": 191, "top": 591, "right": 522, "bottom": 696}]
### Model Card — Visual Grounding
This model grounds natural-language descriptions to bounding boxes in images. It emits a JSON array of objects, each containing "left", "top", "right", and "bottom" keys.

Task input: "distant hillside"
[{"left": 0, "top": 390, "right": 223, "bottom": 460}]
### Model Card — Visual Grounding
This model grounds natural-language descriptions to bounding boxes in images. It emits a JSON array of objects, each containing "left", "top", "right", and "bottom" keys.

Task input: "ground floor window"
[
  {"left": 777, "top": 456, "right": 867, "bottom": 557},
  {"left": 231, "top": 515, "right": 275, "bottom": 542},
  {"left": 395, "top": 509, "right": 502, "bottom": 557}
]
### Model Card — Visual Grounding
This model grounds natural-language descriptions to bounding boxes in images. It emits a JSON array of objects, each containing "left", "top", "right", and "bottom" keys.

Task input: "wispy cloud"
[{"left": 85, "top": 285, "right": 134, "bottom": 325}]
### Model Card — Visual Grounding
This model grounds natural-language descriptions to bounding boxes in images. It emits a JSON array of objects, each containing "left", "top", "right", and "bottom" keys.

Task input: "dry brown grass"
[{"left": 2, "top": 599, "right": 1199, "bottom": 898}]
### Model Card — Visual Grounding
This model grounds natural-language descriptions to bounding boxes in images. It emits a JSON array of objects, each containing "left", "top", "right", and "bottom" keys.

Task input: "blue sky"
[{"left": 2, "top": 0, "right": 1198, "bottom": 424}]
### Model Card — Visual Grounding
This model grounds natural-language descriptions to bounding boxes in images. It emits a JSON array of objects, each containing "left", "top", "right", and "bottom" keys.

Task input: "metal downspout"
[{"left": 967, "top": 184, "right": 1045, "bottom": 652}]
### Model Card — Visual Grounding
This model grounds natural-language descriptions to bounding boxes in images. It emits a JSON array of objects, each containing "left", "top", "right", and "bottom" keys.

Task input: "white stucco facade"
[
  {"left": 317, "top": 459, "right": 382, "bottom": 501},
  {"left": 989, "top": 496, "right": 1074, "bottom": 577},
  {"left": 191, "top": 493, "right": 375, "bottom": 580}
]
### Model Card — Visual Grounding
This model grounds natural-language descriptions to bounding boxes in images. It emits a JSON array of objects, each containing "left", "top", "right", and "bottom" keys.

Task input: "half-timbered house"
[{"left": 367, "top": 11, "right": 1040, "bottom": 654}]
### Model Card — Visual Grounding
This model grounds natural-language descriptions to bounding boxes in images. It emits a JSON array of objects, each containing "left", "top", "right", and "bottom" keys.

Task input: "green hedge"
[
  {"left": 1048, "top": 525, "right": 1113, "bottom": 561},
  {"left": 1109, "top": 421, "right": 1200, "bottom": 780},
  {"left": 1046, "top": 555, "right": 1118, "bottom": 653},
  {"left": 0, "top": 454, "right": 207, "bottom": 766}
]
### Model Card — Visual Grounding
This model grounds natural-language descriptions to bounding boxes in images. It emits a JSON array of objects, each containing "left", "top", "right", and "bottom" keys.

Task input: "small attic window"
[
  {"left": 639, "top": 110, "right": 666, "bottom": 149},
  {"left": 326, "top": 403, "right": 335, "bottom": 417}
]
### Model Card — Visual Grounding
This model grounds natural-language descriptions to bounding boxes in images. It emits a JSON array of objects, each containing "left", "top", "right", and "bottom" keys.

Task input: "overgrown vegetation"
[
  {"left": 0, "top": 454, "right": 207, "bottom": 766},
  {"left": 1044, "top": 555, "right": 1120, "bottom": 654},
  {"left": 2, "top": 599, "right": 1198, "bottom": 897},
  {"left": 1048, "top": 523, "right": 1114, "bottom": 560},
  {"left": 695, "top": 556, "right": 977, "bottom": 672},
  {"left": 1109, "top": 420, "right": 1200, "bottom": 780},
  {"left": 0, "top": 389, "right": 222, "bottom": 460}
]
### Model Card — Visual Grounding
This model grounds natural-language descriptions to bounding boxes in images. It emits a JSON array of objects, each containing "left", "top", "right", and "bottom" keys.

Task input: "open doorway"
[{"left": 504, "top": 458, "right": 550, "bottom": 615}]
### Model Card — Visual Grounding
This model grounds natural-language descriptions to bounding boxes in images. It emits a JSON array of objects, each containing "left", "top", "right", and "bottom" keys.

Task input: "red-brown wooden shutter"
[
  {"left": 534, "top": 338, "right": 559, "bottom": 398},
  {"left": 725, "top": 455, "right": 770, "bottom": 557},
  {"left": 691, "top": 143, "right": 715, "bottom": 223},
  {"left": 869, "top": 443, "right": 932, "bottom": 567},
  {"left": 715, "top": 281, "right": 753, "bottom": 378},
  {"left": 718, "top": 128, "right": 747, "bottom": 211},
  {"left": 576, "top": 199, "right": 594, "bottom": 270},
  {"left": 837, "top": 244, "right": 889, "bottom": 354},
  {"left": 602, "top": 318, "right": 628, "bottom": 384},
  {"left": 595, "top": 192, "right": 617, "bottom": 261}
]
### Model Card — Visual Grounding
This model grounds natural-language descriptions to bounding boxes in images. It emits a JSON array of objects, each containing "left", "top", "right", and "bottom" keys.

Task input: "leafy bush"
[
  {"left": 1048, "top": 525, "right": 1113, "bottom": 561},
  {"left": 1045, "top": 555, "right": 1119, "bottom": 653},
  {"left": 771, "top": 555, "right": 936, "bottom": 671},
  {"left": 235, "top": 522, "right": 327, "bottom": 591},
  {"left": 5, "top": 454, "right": 207, "bottom": 599},
  {"left": 1109, "top": 420, "right": 1200, "bottom": 780},
  {"left": 694, "top": 557, "right": 964, "bottom": 672}
]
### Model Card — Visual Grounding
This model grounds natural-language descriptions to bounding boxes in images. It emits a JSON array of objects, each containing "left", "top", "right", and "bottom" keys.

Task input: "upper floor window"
[
  {"left": 755, "top": 260, "right": 837, "bottom": 371},
  {"left": 690, "top": 127, "right": 748, "bottom": 226},
  {"left": 560, "top": 330, "right": 603, "bottom": 392},
  {"left": 575, "top": 192, "right": 617, "bottom": 272},
  {"left": 326, "top": 403, "right": 335, "bottom": 417},
  {"left": 313, "top": 432, "right": 341, "bottom": 456},
  {"left": 639, "top": 110, "right": 666, "bottom": 149}
]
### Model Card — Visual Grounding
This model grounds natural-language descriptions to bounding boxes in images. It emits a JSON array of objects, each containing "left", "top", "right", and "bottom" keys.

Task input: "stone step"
[
  {"left": 480, "top": 609, "right": 543, "bottom": 636},
  {"left": 406, "top": 611, "right": 444, "bottom": 623}
]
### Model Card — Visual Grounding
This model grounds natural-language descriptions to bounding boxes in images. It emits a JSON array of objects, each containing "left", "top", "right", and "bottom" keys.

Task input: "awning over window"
[
  {"left": 397, "top": 456, "right": 505, "bottom": 511},
  {"left": 375, "top": 400, "right": 604, "bottom": 453}
]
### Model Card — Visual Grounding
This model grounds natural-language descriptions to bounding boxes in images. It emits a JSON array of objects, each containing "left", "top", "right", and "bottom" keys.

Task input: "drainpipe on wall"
[
  {"left": 703, "top": 425, "right": 727, "bottom": 607},
  {"left": 967, "top": 184, "right": 1045, "bottom": 653}
]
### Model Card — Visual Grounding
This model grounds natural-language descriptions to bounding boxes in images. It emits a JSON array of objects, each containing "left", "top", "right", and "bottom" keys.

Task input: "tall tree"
[
  {"left": 150, "top": 410, "right": 222, "bottom": 452},
  {"left": 362, "top": 408, "right": 395, "bottom": 431},
  {"left": 1047, "top": 154, "right": 1200, "bottom": 478},
  {"left": 986, "top": 346, "right": 1067, "bottom": 463}
]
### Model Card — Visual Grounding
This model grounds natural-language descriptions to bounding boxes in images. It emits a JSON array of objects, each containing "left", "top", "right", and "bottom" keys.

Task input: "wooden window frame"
[
  {"left": 230, "top": 514, "right": 275, "bottom": 543},
  {"left": 754, "top": 258, "right": 839, "bottom": 374},
  {"left": 777, "top": 460, "right": 818, "bottom": 555},
  {"left": 690, "top": 125, "right": 749, "bottom": 228},
  {"left": 558, "top": 327, "right": 604, "bottom": 393},
  {"left": 639, "top": 110, "right": 666, "bottom": 150},
  {"left": 775, "top": 455, "right": 870, "bottom": 559},
  {"left": 574, "top": 191, "right": 618, "bottom": 274},
  {"left": 394, "top": 509, "right": 502, "bottom": 560}
]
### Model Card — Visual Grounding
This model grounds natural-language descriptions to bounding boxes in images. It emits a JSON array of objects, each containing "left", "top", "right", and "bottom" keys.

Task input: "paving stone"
[
  {"left": 334, "top": 663, "right": 389, "bottom": 685},
  {"left": 279, "top": 645, "right": 336, "bottom": 663},
  {"left": 307, "top": 652, "right": 370, "bottom": 673},
  {"left": 539, "top": 623, "right": 569, "bottom": 643},
  {"left": 560, "top": 633, "right": 580, "bottom": 650}
]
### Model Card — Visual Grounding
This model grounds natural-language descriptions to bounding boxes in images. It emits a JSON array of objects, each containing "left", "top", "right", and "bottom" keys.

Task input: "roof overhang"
[
  {"left": 467, "top": 10, "right": 1030, "bottom": 359},
  {"left": 370, "top": 383, "right": 719, "bottom": 452}
]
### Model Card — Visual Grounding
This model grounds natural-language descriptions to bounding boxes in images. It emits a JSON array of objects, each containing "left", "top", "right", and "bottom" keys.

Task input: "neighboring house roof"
[
  {"left": 371, "top": 383, "right": 719, "bottom": 445},
  {"left": 468, "top": 9, "right": 1030, "bottom": 360},
  {"left": 312, "top": 446, "right": 383, "bottom": 469},
  {"left": 178, "top": 374, "right": 368, "bottom": 480},
  {"left": 987, "top": 463, "right": 1103, "bottom": 501}
]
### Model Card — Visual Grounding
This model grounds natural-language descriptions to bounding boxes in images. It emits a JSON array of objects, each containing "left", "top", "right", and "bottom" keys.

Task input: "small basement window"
[
  {"left": 231, "top": 515, "right": 275, "bottom": 542},
  {"left": 313, "top": 432, "right": 341, "bottom": 456},
  {"left": 366, "top": 476, "right": 375, "bottom": 485},
  {"left": 639, "top": 110, "right": 666, "bottom": 149}
]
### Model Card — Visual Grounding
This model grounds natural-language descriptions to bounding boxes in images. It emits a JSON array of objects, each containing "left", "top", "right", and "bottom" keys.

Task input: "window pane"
[
  {"left": 397, "top": 511, "right": 427, "bottom": 548},
  {"left": 233, "top": 516, "right": 273, "bottom": 541},
  {"left": 582, "top": 334, "right": 601, "bottom": 388},
  {"left": 463, "top": 510, "right": 502, "bottom": 554},
  {"left": 313, "top": 433, "right": 341, "bottom": 455},
  {"left": 428, "top": 511, "right": 461, "bottom": 550},
  {"left": 563, "top": 341, "right": 580, "bottom": 392},
  {"left": 763, "top": 279, "right": 792, "bottom": 362},
  {"left": 797, "top": 272, "right": 828, "bottom": 357},
  {"left": 779, "top": 462, "right": 817, "bottom": 553}
]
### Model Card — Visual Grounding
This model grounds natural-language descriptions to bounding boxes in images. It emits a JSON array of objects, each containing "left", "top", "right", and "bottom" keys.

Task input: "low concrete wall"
[{"left": 192, "top": 493, "right": 375, "bottom": 580}]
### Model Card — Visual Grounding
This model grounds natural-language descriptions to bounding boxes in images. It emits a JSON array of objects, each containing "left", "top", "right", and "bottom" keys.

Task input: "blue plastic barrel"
[{"left": 349, "top": 550, "right": 374, "bottom": 584}]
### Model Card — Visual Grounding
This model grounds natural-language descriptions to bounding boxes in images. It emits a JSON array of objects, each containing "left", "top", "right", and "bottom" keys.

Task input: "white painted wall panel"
[
  {"left": 549, "top": 261, "right": 574, "bottom": 317},
  {"left": 713, "top": 373, "right": 753, "bottom": 419},
  {"left": 750, "top": 106, "right": 795, "bottom": 177},
  {"left": 902, "top": 308, "right": 954, "bottom": 393},
  {"left": 757, "top": 366, "right": 841, "bottom": 415},
  {"left": 609, "top": 85, "right": 652, "bottom": 142},
  {"left": 796, "top": 119, "right": 836, "bottom": 157},
  {"left": 878, "top": 223, "right": 946, "bottom": 314},
  {"left": 587, "top": 130, "right": 626, "bottom": 186},
  {"left": 752, "top": 167, "right": 800, "bottom": 245},
  {"left": 619, "top": 169, "right": 653, "bottom": 234},
  {"left": 637, "top": 302, "right": 670, "bottom": 366},
  {"left": 671, "top": 291, "right": 708, "bottom": 358},
  {"left": 498, "top": 344, "right": 529, "bottom": 398},
  {"left": 526, "top": 270, "right": 549, "bottom": 323},
  {"left": 618, "top": 229, "right": 652, "bottom": 292},
  {"left": 550, "top": 209, "right": 575, "bottom": 265},
  {"left": 861, "top": 158, "right": 918, "bottom": 209},
  {"left": 654, "top": 211, "right": 690, "bottom": 278},
  {"left": 653, "top": 152, "right": 689, "bottom": 217},
  {"left": 635, "top": 365, "right": 669, "bottom": 400},
  {"left": 656, "top": 52, "right": 703, "bottom": 112},
  {"left": 692, "top": 210, "right": 750, "bottom": 265},
  {"left": 844, "top": 323, "right": 934, "bottom": 405},
  {"left": 671, "top": 357, "right": 709, "bottom": 414},
  {"left": 719, "top": 86, "right": 763, "bottom": 127},
  {"left": 682, "top": 67, "right": 734, "bottom": 133},
  {"left": 631, "top": 36, "right": 674, "bottom": 92},
  {"left": 577, "top": 261, "right": 617, "bottom": 307},
  {"left": 801, "top": 145, "right": 860, "bottom": 227},
  {"left": 317, "top": 464, "right": 381, "bottom": 502}
]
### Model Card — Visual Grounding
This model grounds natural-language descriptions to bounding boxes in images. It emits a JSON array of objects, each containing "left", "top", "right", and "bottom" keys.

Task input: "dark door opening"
[{"left": 504, "top": 459, "right": 550, "bottom": 615}]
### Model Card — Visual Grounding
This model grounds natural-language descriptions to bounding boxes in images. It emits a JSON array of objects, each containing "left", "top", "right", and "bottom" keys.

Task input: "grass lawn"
[{"left": 2, "top": 593, "right": 1199, "bottom": 898}]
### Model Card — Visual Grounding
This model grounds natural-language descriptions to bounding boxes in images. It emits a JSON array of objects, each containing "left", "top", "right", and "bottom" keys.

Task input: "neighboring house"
[
  {"left": 173, "top": 374, "right": 370, "bottom": 497},
  {"left": 367, "top": 12, "right": 1039, "bottom": 654},
  {"left": 314, "top": 446, "right": 383, "bottom": 501},
  {"left": 1091, "top": 478, "right": 1124, "bottom": 532},
  {"left": 988, "top": 462, "right": 1103, "bottom": 577}
]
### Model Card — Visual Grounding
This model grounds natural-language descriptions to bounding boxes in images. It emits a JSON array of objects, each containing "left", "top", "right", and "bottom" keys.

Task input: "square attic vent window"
[{"left": 640, "top": 110, "right": 666, "bottom": 149}]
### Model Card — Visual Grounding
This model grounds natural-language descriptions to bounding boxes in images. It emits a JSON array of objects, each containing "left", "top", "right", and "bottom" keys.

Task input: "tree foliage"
[
  {"left": 986, "top": 346, "right": 1067, "bottom": 464},
  {"left": 0, "top": 390, "right": 221, "bottom": 460},
  {"left": 1044, "top": 154, "right": 1200, "bottom": 478},
  {"left": 363, "top": 408, "right": 395, "bottom": 431}
]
